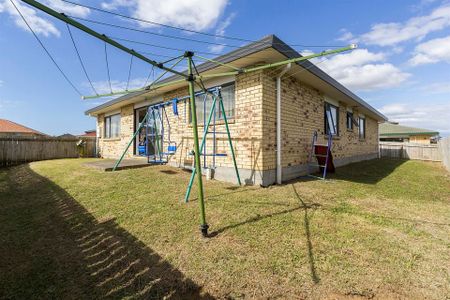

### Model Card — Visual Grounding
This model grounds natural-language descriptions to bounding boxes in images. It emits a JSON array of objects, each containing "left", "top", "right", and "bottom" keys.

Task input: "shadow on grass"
[
  {"left": 208, "top": 184, "right": 321, "bottom": 284},
  {"left": 0, "top": 164, "right": 214, "bottom": 299},
  {"left": 286, "top": 158, "right": 407, "bottom": 185},
  {"left": 328, "top": 158, "right": 407, "bottom": 184},
  {"left": 291, "top": 184, "right": 321, "bottom": 284},
  {"left": 188, "top": 186, "right": 261, "bottom": 202}
]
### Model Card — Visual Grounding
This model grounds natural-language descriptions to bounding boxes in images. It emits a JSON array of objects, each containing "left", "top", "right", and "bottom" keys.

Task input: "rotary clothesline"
[{"left": 16, "top": 0, "right": 357, "bottom": 237}]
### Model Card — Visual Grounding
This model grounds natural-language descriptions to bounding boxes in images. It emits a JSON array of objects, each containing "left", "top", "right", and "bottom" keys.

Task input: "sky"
[{"left": 0, "top": 0, "right": 449, "bottom": 136}]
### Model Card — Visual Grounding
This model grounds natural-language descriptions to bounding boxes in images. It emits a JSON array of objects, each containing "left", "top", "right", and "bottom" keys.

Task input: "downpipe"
[{"left": 276, "top": 63, "right": 291, "bottom": 185}]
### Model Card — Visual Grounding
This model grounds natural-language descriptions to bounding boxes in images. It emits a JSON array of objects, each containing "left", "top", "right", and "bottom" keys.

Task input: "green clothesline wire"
[
  {"left": 194, "top": 54, "right": 242, "bottom": 72},
  {"left": 82, "top": 44, "right": 357, "bottom": 99},
  {"left": 19, "top": 0, "right": 357, "bottom": 238}
]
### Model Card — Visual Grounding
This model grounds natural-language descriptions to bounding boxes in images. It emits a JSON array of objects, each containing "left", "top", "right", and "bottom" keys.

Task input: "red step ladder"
[{"left": 307, "top": 131, "right": 335, "bottom": 179}]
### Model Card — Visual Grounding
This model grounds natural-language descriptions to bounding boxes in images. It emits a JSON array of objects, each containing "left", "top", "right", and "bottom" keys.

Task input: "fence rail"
[
  {"left": 0, "top": 135, "right": 96, "bottom": 167},
  {"left": 379, "top": 142, "right": 442, "bottom": 161}
]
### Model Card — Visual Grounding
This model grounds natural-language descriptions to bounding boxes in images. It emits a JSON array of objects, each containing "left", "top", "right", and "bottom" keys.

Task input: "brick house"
[{"left": 85, "top": 35, "right": 387, "bottom": 186}]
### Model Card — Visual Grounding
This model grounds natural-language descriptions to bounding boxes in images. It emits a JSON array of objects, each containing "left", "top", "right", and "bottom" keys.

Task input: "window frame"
[
  {"left": 358, "top": 116, "right": 366, "bottom": 140},
  {"left": 324, "top": 102, "right": 339, "bottom": 136},
  {"left": 218, "top": 82, "right": 235, "bottom": 120},
  {"left": 346, "top": 111, "right": 354, "bottom": 131},
  {"left": 189, "top": 82, "right": 235, "bottom": 124},
  {"left": 104, "top": 113, "right": 121, "bottom": 139}
]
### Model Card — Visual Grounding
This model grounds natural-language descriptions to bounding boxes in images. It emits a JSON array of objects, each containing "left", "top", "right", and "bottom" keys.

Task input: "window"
[
  {"left": 346, "top": 111, "right": 354, "bottom": 130},
  {"left": 359, "top": 117, "right": 366, "bottom": 139},
  {"left": 218, "top": 84, "right": 235, "bottom": 119},
  {"left": 324, "top": 102, "right": 339, "bottom": 136},
  {"left": 190, "top": 83, "right": 235, "bottom": 123},
  {"left": 104, "top": 114, "right": 120, "bottom": 138}
]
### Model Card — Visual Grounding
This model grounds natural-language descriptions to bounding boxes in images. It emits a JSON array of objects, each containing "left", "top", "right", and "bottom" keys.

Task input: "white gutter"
[{"left": 276, "top": 63, "right": 291, "bottom": 185}]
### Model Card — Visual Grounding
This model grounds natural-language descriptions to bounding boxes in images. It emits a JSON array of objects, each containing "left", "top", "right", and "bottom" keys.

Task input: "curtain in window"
[
  {"left": 105, "top": 114, "right": 120, "bottom": 138},
  {"left": 105, "top": 117, "right": 111, "bottom": 138},
  {"left": 194, "top": 93, "right": 214, "bottom": 124},
  {"left": 190, "top": 83, "right": 235, "bottom": 124},
  {"left": 110, "top": 114, "right": 120, "bottom": 138},
  {"left": 219, "top": 84, "right": 235, "bottom": 119},
  {"left": 359, "top": 118, "right": 365, "bottom": 139}
]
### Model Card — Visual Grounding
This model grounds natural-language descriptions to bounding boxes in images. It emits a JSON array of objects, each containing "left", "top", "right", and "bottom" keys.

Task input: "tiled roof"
[
  {"left": 0, "top": 119, "right": 46, "bottom": 135},
  {"left": 379, "top": 122, "right": 439, "bottom": 137},
  {"left": 79, "top": 130, "right": 96, "bottom": 137}
]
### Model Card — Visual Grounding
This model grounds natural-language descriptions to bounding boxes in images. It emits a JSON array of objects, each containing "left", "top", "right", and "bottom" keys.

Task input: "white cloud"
[
  {"left": 409, "top": 35, "right": 450, "bottom": 65},
  {"left": 207, "top": 13, "right": 236, "bottom": 54},
  {"left": 318, "top": 49, "right": 386, "bottom": 70},
  {"left": 0, "top": 0, "right": 60, "bottom": 37},
  {"left": 420, "top": 81, "right": 450, "bottom": 94},
  {"left": 336, "top": 29, "right": 355, "bottom": 42},
  {"left": 86, "top": 77, "right": 149, "bottom": 96},
  {"left": 410, "top": 0, "right": 440, "bottom": 12},
  {"left": 101, "top": 0, "right": 229, "bottom": 31},
  {"left": 43, "top": 0, "right": 90, "bottom": 17},
  {"left": 346, "top": 4, "right": 450, "bottom": 46},
  {"left": 313, "top": 49, "right": 410, "bottom": 91},
  {"left": 0, "top": 80, "right": 3, "bottom": 87},
  {"left": 0, "top": 0, "right": 90, "bottom": 37},
  {"left": 101, "top": 0, "right": 133, "bottom": 10},
  {"left": 379, "top": 102, "right": 450, "bottom": 135}
]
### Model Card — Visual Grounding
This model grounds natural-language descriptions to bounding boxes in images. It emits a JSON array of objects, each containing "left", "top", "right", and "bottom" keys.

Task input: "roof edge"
[
  {"left": 380, "top": 132, "right": 439, "bottom": 136},
  {"left": 85, "top": 35, "right": 276, "bottom": 116},
  {"left": 85, "top": 34, "right": 387, "bottom": 122},
  {"left": 269, "top": 35, "right": 387, "bottom": 121}
]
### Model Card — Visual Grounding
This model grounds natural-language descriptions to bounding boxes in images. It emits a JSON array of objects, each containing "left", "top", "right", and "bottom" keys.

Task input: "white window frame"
[
  {"left": 104, "top": 113, "right": 121, "bottom": 138},
  {"left": 358, "top": 116, "right": 366, "bottom": 139},
  {"left": 324, "top": 102, "right": 339, "bottom": 136},
  {"left": 189, "top": 82, "right": 235, "bottom": 123}
]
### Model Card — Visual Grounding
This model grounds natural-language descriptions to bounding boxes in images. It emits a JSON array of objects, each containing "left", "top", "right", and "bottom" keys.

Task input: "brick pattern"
[
  {"left": 96, "top": 69, "right": 379, "bottom": 181},
  {"left": 261, "top": 69, "right": 378, "bottom": 170},
  {"left": 160, "top": 71, "right": 264, "bottom": 173},
  {"left": 97, "top": 105, "right": 134, "bottom": 159}
]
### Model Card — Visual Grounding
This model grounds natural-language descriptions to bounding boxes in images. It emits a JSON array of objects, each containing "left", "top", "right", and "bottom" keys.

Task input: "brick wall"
[
  {"left": 160, "top": 71, "right": 265, "bottom": 177},
  {"left": 97, "top": 104, "right": 134, "bottom": 159},
  {"left": 261, "top": 69, "right": 379, "bottom": 176},
  {"left": 95, "top": 69, "right": 379, "bottom": 184}
]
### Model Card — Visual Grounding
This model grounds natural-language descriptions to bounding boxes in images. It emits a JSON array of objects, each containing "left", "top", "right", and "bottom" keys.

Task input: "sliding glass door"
[{"left": 135, "top": 105, "right": 163, "bottom": 157}]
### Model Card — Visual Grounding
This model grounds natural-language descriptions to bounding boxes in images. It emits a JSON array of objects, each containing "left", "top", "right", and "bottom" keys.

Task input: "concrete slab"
[{"left": 84, "top": 158, "right": 152, "bottom": 171}]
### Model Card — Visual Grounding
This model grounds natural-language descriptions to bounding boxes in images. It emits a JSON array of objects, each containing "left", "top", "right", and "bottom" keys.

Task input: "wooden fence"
[
  {"left": 379, "top": 142, "right": 442, "bottom": 161},
  {"left": 438, "top": 137, "right": 450, "bottom": 172},
  {"left": 0, "top": 136, "right": 96, "bottom": 167}
]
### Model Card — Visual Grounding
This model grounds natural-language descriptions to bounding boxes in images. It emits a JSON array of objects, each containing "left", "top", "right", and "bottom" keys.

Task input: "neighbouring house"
[
  {"left": 0, "top": 119, "right": 47, "bottom": 137},
  {"left": 379, "top": 122, "right": 439, "bottom": 144},
  {"left": 85, "top": 35, "right": 387, "bottom": 186},
  {"left": 58, "top": 133, "right": 77, "bottom": 139},
  {"left": 77, "top": 129, "right": 98, "bottom": 157},
  {"left": 77, "top": 129, "right": 96, "bottom": 137}
]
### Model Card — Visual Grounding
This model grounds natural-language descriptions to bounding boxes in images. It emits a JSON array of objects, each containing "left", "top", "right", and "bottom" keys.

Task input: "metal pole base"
[{"left": 200, "top": 224, "right": 209, "bottom": 237}]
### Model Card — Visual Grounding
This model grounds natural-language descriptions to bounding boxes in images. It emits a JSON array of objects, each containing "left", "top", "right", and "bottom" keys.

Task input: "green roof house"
[{"left": 379, "top": 122, "right": 439, "bottom": 144}]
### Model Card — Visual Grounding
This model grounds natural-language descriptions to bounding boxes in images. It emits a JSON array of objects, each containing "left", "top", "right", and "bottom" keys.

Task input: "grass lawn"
[{"left": 0, "top": 158, "right": 449, "bottom": 299}]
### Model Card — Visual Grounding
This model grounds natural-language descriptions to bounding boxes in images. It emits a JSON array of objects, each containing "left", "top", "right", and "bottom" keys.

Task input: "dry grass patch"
[{"left": 0, "top": 158, "right": 449, "bottom": 299}]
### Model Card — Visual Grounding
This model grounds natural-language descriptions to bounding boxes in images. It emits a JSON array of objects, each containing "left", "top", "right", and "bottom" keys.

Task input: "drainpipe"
[
  {"left": 95, "top": 118, "right": 100, "bottom": 157},
  {"left": 276, "top": 63, "right": 291, "bottom": 185}
]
